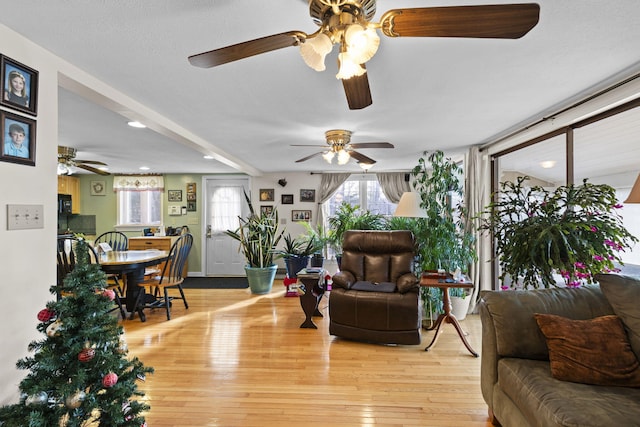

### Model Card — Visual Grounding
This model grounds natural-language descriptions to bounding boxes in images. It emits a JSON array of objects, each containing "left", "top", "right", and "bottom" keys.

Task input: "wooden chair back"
[
  {"left": 158, "top": 233, "right": 193, "bottom": 285},
  {"left": 94, "top": 231, "right": 128, "bottom": 251}
]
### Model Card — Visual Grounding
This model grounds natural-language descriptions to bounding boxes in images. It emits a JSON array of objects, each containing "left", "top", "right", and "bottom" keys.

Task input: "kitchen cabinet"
[
  {"left": 58, "top": 175, "right": 81, "bottom": 214},
  {"left": 129, "top": 236, "right": 187, "bottom": 277}
]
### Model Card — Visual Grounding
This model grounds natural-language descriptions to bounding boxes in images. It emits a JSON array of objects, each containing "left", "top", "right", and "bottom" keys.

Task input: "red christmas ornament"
[
  {"left": 78, "top": 347, "right": 96, "bottom": 363},
  {"left": 102, "top": 289, "right": 116, "bottom": 301},
  {"left": 37, "top": 308, "right": 55, "bottom": 322},
  {"left": 102, "top": 372, "right": 118, "bottom": 388}
]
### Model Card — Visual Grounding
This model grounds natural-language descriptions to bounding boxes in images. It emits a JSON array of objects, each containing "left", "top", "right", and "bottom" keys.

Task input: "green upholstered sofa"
[{"left": 479, "top": 276, "right": 640, "bottom": 427}]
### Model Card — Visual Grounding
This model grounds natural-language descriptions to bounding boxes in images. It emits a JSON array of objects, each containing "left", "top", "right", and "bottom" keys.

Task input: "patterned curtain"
[{"left": 112, "top": 175, "right": 164, "bottom": 192}]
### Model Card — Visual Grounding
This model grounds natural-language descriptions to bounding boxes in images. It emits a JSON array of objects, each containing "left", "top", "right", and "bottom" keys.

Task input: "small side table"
[
  {"left": 420, "top": 275, "right": 478, "bottom": 357},
  {"left": 296, "top": 269, "right": 326, "bottom": 329}
]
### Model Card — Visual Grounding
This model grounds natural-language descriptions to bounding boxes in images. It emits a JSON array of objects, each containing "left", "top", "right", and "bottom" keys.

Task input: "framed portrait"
[
  {"left": 260, "top": 188, "right": 274, "bottom": 202},
  {"left": 260, "top": 205, "right": 274, "bottom": 216},
  {"left": 90, "top": 180, "right": 106, "bottom": 196},
  {"left": 0, "top": 55, "right": 38, "bottom": 116},
  {"left": 292, "top": 210, "right": 311, "bottom": 222},
  {"left": 187, "top": 192, "right": 196, "bottom": 201},
  {"left": 186, "top": 182, "right": 196, "bottom": 194},
  {"left": 281, "top": 194, "right": 294, "bottom": 205},
  {"left": 168, "top": 190, "right": 182, "bottom": 202},
  {"left": 0, "top": 111, "right": 36, "bottom": 166},
  {"left": 187, "top": 201, "right": 197, "bottom": 212},
  {"left": 300, "top": 189, "right": 316, "bottom": 202}
]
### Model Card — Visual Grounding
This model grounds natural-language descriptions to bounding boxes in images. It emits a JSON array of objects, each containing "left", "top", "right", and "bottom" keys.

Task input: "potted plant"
[
  {"left": 477, "top": 176, "right": 637, "bottom": 289},
  {"left": 276, "top": 233, "right": 316, "bottom": 278},
  {"left": 301, "top": 222, "right": 331, "bottom": 268},
  {"left": 225, "top": 191, "right": 284, "bottom": 294},
  {"left": 410, "top": 151, "right": 477, "bottom": 322}
]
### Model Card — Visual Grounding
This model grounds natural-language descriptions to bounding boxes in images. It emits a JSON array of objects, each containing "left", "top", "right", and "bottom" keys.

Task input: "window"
[
  {"left": 117, "top": 189, "right": 162, "bottom": 226},
  {"left": 113, "top": 175, "right": 164, "bottom": 227},
  {"left": 323, "top": 174, "right": 396, "bottom": 226}
]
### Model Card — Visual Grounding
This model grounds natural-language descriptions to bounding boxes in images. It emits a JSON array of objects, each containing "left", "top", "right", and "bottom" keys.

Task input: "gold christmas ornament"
[
  {"left": 46, "top": 319, "right": 63, "bottom": 337},
  {"left": 65, "top": 390, "right": 86, "bottom": 409}
]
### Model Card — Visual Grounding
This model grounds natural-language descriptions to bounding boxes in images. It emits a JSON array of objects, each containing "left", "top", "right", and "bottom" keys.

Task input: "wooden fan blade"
[
  {"left": 380, "top": 4, "right": 540, "bottom": 39},
  {"left": 74, "top": 159, "right": 107, "bottom": 165},
  {"left": 349, "top": 142, "right": 394, "bottom": 149},
  {"left": 348, "top": 151, "right": 376, "bottom": 165},
  {"left": 76, "top": 164, "right": 110, "bottom": 175},
  {"left": 295, "top": 152, "right": 324, "bottom": 163},
  {"left": 188, "top": 31, "right": 307, "bottom": 68},
  {"left": 342, "top": 69, "right": 372, "bottom": 110}
]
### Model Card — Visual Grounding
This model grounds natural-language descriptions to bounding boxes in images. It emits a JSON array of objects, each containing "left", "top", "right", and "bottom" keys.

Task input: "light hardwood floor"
[{"left": 122, "top": 287, "right": 493, "bottom": 427}]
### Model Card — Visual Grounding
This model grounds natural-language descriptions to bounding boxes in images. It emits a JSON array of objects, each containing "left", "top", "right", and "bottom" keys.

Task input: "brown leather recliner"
[{"left": 329, "top": 230, "right": 421, "bottom": 345}]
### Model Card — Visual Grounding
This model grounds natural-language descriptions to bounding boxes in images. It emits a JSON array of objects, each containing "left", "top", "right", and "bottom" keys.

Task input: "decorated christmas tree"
[{"left": 0, "top": 238, "right": 153, "bottom": 426}]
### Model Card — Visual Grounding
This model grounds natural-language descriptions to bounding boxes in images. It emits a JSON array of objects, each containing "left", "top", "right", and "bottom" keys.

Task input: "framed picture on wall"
[
  {"left": 259, "top": 188, "right": 274, "bottom": 202},
  {"left": 168, "top": 190, "right": 182, "bottom": 202},
  {"left": 281, "top": 194, "right": 294, "bottom": 204},
  {"left": 0, "top": 55, "right": 38, "bottom": 116},
  {"left": 90, "top": 180, "right": 106, "bottom": 196},
  {"left": 292, "top": 210, "right": 311, "bottom": 222},
  {"left": 300, "top": 189, "right": 315, "bottom": 202},
  {"left": 260, "top": 205, "right": 274, "bottom": 215},
  {"left": 0, "top": 110, "right": 36, "bottom": 166}
]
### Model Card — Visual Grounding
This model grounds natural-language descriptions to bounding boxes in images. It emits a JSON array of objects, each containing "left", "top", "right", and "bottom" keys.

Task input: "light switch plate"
[{"left": 7, "top": 204, "right": 44, "bottom": 230}]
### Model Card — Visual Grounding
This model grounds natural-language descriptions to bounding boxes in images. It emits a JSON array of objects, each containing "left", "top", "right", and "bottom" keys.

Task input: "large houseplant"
[
  {"left": 409, "top": 151, "right": 477, "bottom": 319},
  {"left": 477, "top": 176, "right": 637, "bottom": 289},
  {"left": 225, "top": 191, "right": 284, "bottom": 294}
]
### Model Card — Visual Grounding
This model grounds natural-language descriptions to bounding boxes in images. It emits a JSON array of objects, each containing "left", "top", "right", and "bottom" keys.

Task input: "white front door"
[{"left": 204, "top": 177, "right": 249, "bottom": 276}]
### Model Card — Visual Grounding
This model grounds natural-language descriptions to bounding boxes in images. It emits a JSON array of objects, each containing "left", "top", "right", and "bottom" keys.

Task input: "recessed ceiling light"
[
  {"left": 128, "top": 121, "right": 146, "bottom": 128},
  {"left": 203, "top": 155, "right": 214, "bottom": 160},
  {"left": 139, "top": 166, "right": 150, "bottom": 171},
  {"left": 540, "top": 160, "right": 556, "bottom": 169}
]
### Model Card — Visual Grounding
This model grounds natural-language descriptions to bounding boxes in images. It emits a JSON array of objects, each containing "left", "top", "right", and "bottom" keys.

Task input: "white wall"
[{"left": 0, "top": 25, "right": 58, "bottom": 404}]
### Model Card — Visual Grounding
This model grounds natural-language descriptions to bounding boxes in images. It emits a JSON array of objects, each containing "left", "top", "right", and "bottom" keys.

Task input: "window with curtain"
[
  {"left": 323, "top": 174, "right": 396, "bottom": 220},
  {"left": 113, "top": 175, "right": 164, "bottom": 227},
  {"left": 210, "top": 186, "right": 243, "bottom": 232}
]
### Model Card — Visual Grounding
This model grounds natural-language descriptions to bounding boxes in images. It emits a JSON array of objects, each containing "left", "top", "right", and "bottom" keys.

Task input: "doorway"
[{"left": 202, "top": 176, "right": 250, "bottom": 276}]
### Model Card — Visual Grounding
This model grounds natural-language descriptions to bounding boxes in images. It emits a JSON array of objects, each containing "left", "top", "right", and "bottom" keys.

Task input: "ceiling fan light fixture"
[
  {"left": 57, "top": 163, "right": 71, "bottom": 176},
  {"left": 344, "top": 24, "right": 379, "bottom": 64},
  {"left": 359, "top": 162, "right": 374, "bottom": 171},
  {"left": 300, "top": 32, "right": 333, "bottom": 71},
  {"left": 337, "top": 149, "right": 350, "bottom": 165},
  {"left": 336, "top": 51, "right": 366, "bottom": 80},
  {"left": 322, "top": 151, "right": 335, "bottom": 163}
]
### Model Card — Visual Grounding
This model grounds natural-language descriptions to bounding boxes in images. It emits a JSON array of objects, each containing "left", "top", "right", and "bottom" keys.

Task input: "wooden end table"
[
  {"left": 420, "top": 275, "right": 478, "bottom": 357},
  {"left": 296, "top": 269, "right": 326, "bottom": 329}
]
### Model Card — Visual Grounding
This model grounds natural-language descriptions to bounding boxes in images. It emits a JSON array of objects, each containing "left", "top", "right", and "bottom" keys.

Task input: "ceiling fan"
[
  {"left": 188, "top": 0, "right": 540, "bottom": 110},
  {"left": 57, "top": 146, "right": 109, "bottom": 176},
  {"left": 293, "top": 129, "right": 393, "bottom": 166}
]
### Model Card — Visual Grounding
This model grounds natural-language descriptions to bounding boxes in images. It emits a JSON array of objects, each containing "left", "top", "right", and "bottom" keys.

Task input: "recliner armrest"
[
  {"left": 397, "top": 272, "right": 419, "bottom": 293},
  {"left": 332, "top": 271, "right": 355, "bottom": 290}
]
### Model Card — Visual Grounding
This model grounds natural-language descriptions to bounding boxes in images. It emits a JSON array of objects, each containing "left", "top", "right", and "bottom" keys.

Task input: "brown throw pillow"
[{"left": 534, "top": 313, "right": 640, "bottom": 387}]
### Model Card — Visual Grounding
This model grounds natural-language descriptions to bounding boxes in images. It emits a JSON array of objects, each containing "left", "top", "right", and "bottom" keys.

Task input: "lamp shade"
[
  {"left": 394, "top": 192, "right": 427, "bottom": 218},
  {"left": 625, "top": 173, "right": 640, "bottom": 203}
]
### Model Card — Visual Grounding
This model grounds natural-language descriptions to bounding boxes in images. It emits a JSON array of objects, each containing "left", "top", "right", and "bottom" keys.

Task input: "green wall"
[{"left": 78, "top": 174, "right": 209, "bottom": 273}]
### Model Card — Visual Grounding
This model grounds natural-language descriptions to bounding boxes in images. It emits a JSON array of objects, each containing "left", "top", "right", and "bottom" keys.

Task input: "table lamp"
[
  {"left": 394, "top": 192, "right": 427, "bottom": 218},
  {"left": 625, "top": 173, "right": 640, "bottom": 203}
]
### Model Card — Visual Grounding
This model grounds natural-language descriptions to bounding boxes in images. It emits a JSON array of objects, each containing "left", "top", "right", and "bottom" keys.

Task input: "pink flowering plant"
[{"left": 477, "top": 176, "right": 637, "bottom": 289}]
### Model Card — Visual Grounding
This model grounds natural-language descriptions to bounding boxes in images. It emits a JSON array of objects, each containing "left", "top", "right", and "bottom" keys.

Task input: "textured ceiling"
[{"left": 1, "top": 1, "right": 640, "bottom": 176}]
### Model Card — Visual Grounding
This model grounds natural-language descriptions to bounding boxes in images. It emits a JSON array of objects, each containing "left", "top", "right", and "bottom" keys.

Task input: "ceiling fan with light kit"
[
  {"left": 57, "top": 146, "right": 109, "bottom": 176},
  {"left": 292, "top": 129, "right": 393, "bottom": 168},
  {"left": 188, "top": 0, "right": 540, "bottom": 110}
]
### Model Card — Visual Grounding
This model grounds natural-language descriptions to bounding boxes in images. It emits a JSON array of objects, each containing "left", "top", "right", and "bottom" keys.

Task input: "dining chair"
[
  {"left": 56, "top": 236, "right": 127, "bottom": 319},
  {"left": 94, "top": 231, "right": 129, "bottom": 295},
  {"left": 134, "top": 233, "right": 193, "bottom": 320}
]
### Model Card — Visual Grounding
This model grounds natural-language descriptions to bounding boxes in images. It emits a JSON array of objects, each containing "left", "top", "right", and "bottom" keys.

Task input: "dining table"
[{"left": 99, "top": 249, "right": 168, "bottom": 322}]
